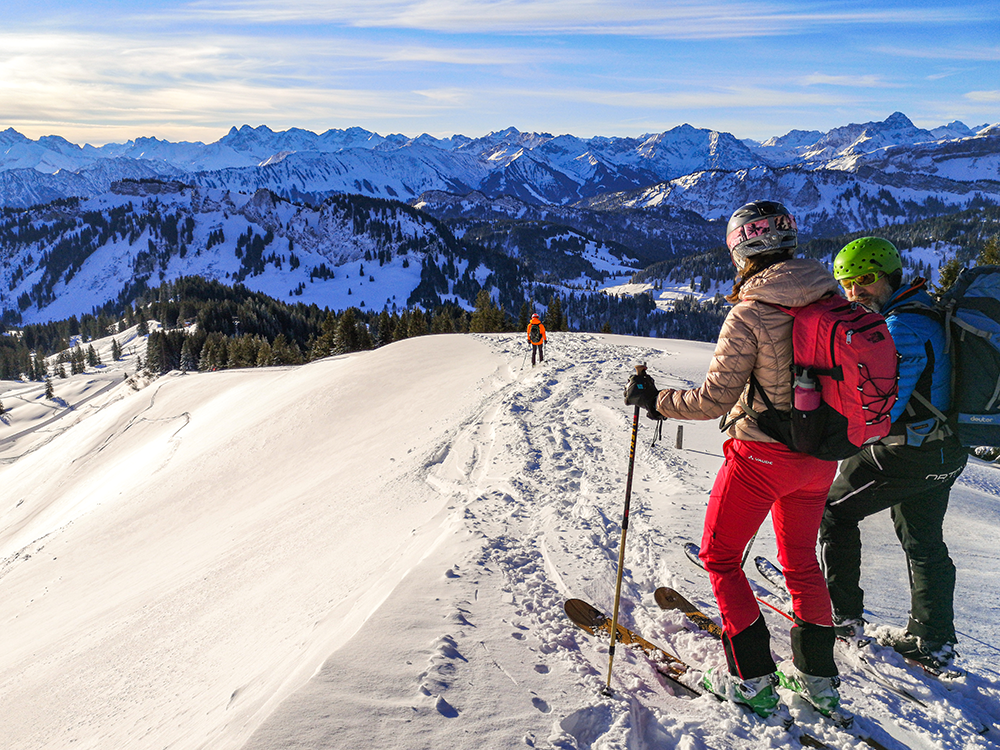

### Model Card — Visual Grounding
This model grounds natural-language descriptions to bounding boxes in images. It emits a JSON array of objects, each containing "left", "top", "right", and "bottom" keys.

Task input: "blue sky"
[{"left": 2, "top": 1, "right": 998, "bottom": 145}]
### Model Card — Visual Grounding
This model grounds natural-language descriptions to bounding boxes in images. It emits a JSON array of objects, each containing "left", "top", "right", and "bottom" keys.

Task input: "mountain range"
[
  {"left": 1, "top": 112, "right": 998, "bottom": 329},
  {"left": 2, "top": 112, "right": 997, "bottom": 211}
]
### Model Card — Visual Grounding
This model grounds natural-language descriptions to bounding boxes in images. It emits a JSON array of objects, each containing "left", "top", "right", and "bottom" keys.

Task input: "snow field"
[{"left": 0, "top": 331, "right": 998, "bottom": 750}]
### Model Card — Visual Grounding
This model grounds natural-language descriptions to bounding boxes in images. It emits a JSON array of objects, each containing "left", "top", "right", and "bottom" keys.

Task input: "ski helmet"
[
  {"left": 834, "top": 237, "right": 902, "bottom": 280},
  {"left": 725, "top": 201, "right": 798, "bottom": 271}
]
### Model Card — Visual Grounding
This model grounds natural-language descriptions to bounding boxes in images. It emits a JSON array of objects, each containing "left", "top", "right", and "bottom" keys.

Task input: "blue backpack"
[{"left": 903, "top": 266, "right": 1000, "bottom": 447}]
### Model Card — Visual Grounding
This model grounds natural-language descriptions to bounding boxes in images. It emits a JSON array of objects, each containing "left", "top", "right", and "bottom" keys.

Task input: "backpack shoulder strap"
[{"left": 719, "top": 371, "right": 775, "bottom": 433}]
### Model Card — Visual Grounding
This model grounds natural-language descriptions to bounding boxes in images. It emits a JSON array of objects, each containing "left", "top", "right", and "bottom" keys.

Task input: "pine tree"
[
  {"left": 145, "top": 331, "right": 165, "bottom": 374},
  {"left": 373, "top": 310, "right": 394, "bottom": 347},
  {"left": 977, "top": 235, "right": 1000, "bottom": 266},
  {"left": 180, "top": 338, "right": 197, "bottom": 371},
  {"left": 271, "top": 334, "right": 303, "bottom": 365},
  {"left": 408, "top": 309, "right": 429, "bottom": 338},
  {"left": 199, "top": 338, "right": 217, "bottom": 371},
  {"left": 470, "top": 290, "right": 502, "bottom": 333},
  {"left": 44, "top": 378, "right": 54, "bottom": 400},
  {"left": 394, "top": 311, "right": 411, "bottom": 341},
  {"left": 936, "top": 257, "right": 963, "bottom": 294},
  {"left": 334, "top": 308, "right": 362, "bottom": 353},
  {"left": 518, "top": 301, "right": 530, "bottom": 331},
  {"left": 71, "top": 347, "right": 86, "bottom": 374},
  {"left": 255, "top": 340, "right": 274, "bottom": 367},
  {"left": 546, "top": 295, "right": 564, "bottom": 332},
  {"left": 309, "top": 311, "right": 339, "bottom": 360}
]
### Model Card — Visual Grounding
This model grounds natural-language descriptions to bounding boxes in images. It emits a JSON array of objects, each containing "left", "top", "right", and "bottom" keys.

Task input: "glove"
[{"left": 624, "top": 371, "right": 662, "bottom": 419}]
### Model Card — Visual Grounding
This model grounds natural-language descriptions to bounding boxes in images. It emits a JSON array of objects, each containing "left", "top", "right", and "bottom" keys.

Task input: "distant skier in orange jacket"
[{"left": 527, "top": 314, "right": 546, "bottom": 366}]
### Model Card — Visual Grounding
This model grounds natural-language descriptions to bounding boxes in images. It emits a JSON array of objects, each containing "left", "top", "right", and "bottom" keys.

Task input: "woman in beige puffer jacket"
[{"left": 631, "top": 201, "right": 844, "bottom": 719}]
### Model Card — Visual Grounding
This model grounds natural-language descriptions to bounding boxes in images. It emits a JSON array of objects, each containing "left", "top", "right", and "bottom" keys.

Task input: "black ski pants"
[
  {"left": 819, "top": 437, "right": 967, "bottom": 644},
  {"left": 531, "top": 342, "right": 544, "bottom": 365}
]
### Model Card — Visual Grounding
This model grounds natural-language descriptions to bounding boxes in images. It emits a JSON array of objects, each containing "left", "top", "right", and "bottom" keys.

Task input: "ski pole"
[{"left": 604, "top": 363, "right": 645, "bottom": 695}]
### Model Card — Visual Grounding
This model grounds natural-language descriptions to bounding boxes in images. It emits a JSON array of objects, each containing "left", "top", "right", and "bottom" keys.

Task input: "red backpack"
[{"left": 746, "top": 295, "right": 899, "bottom": 461}]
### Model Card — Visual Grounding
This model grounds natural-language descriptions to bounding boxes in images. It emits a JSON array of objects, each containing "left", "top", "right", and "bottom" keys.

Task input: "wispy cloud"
[
  {"left": 176, "top": 0, "right": 992, "bottom": 39},
  {"left": 799, "top": 73, "right": 896, "bottom": 88},
  {"left": 877, "top": 44, "right": 1000, "bottom": 62},
  {"left": 966, "top": 90, "right": 1000, "bottom": 103}
]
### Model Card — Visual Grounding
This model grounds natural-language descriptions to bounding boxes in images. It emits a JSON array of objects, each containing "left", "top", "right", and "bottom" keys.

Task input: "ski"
[
  {"left": 654, "top": 586, "right": 723, "bottom": 638},
  {"left": 682, "top": 541, "right": 704, "bottom": 569},
  {"left": 654, "top": 587, "right": 892, "bottom": 750},
  {"left": 564, "top": 598, "right": 697, "bottom": 697},
  {"left": 564, "top": 598, "right": 836, "bottom": 749},
  {"left": 753, "top": 555, "right": 788, "bottom": 594}
]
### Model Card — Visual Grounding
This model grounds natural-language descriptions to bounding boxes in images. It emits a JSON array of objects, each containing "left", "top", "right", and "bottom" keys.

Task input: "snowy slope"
[{"left": 1, "top": 332, "right": 998, "bottom": 750}]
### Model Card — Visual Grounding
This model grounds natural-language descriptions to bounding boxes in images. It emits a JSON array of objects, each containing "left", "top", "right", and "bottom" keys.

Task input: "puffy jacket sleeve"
[{"left": 655, "top": 303, "right": 760, "bottom": 421}]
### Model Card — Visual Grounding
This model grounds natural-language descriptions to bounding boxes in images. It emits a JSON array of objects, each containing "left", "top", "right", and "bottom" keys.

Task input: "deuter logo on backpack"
[{"left": 748, "top": 295, "right": 899, "bottom": 461}]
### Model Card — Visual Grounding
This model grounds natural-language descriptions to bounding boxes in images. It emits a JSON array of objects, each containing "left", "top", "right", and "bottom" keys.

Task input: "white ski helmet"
[{"left": 725, "top": 201, "right": 798, "bottom": 271}]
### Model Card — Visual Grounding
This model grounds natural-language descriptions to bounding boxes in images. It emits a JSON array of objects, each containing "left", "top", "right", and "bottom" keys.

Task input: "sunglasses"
[{"left": 839, "top": 271, "right": 883, "bottom": 289}]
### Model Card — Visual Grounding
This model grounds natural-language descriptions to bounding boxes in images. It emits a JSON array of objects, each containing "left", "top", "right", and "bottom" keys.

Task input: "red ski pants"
[{"left": 700, "top": 439, "right": 837, "bottom": 638}]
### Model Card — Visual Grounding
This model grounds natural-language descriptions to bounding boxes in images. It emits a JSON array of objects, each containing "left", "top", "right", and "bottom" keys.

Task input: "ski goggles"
[{"left": 839, "top": 271, "right": 883, "bottom": 289}]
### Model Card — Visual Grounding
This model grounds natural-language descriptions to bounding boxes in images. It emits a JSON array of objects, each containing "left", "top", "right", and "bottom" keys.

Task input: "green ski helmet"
[{"left": 834, "top": 237, "right": 902, "bottom": 280}]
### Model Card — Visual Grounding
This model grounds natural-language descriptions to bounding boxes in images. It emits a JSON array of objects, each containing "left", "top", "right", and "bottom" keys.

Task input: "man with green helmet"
[{"left": 820, "top": 237, "right": 967, "bottom": 671}]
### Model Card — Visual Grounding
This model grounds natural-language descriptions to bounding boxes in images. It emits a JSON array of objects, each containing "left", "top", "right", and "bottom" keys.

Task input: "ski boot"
[
  {"left": 776, "top": 662, "right": 850, "bottom": 727},
  {"left": 832, "top": 615, "right": 870, "bottom": 648},
  {"left": 832, "top": 615, "right": 866, "bottom": 640},
  {"left": 879, "top": 629, "right": 957, "bottom": 672},
  {"left": 702, "top": 668, "right": 791, "bottom": 725}
]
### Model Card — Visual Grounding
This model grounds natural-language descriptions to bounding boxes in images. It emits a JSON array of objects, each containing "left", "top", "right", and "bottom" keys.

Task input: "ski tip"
[
  {"left": 654, "top": 587, "right": 681, "bottom": 609},
  {"left": 564, "top": 598, "right": 606, "bottom": 632},
  {"left": 654, "top": 586, "right": 698, "bottom": 616}
]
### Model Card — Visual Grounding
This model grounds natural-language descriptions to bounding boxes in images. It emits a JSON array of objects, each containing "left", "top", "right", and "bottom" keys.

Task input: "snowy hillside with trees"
[{"left": 1, "top": 330, "right": 998, "bottom": 749}]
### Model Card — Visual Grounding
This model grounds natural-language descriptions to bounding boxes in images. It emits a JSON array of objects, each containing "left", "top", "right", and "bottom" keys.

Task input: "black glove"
[{"left": 624, "top": 371, "right": 662, "bottom": 419}]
